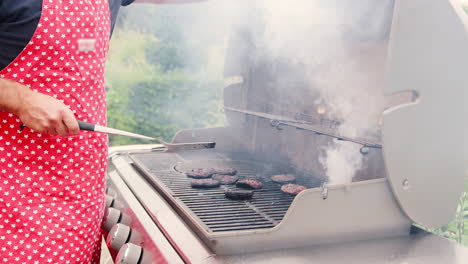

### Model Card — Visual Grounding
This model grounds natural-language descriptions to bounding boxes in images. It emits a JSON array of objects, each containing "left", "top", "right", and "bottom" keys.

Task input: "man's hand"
[
  {"left": 0, "top": 78, "right": 79, "bottom": 136},
  {"left": 17, "top": 91, "right": 79, "bottom": 136}
]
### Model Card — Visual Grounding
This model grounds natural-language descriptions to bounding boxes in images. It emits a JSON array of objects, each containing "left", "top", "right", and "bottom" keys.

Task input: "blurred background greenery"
[
  {"left": 423, "top": 182, "right": 468, "bottom": 246},
  {"left": 105, "top": 2, "right": 468, "bottom": 246},
  {"left": 106, "top": 4, "right": 226, "bottom": 146}
]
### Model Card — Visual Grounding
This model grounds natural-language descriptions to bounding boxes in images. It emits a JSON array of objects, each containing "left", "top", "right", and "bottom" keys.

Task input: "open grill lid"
[
  {"left": 382, "top": 0, "right": 468, "bottom": 228},
  {"left": 221, "top": 0, "right": 468, "bottom": 228},
  {"left": 221, "top": 4, "right": 389, "bottom": 181}
]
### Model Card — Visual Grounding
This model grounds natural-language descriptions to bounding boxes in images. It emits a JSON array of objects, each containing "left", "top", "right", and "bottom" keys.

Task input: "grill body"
[
  {"left": 107, "top": 146, "right": 468, "bottom": 263},
  {"left": 127, "top": 141, "right": 412, "bottom": 254}
]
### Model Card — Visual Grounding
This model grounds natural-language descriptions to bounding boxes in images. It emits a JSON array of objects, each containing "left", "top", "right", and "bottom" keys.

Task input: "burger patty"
[
  {"left": 225, "top": 189, "right": 254, "bottom": 200},
  {"left": 212, "top": 167, "right": 237, "bottom": 175},
  {"left": 236, "top": 179, "right": 263, "bottom": 189},
  {"left": 186, "top": 168, "right": 215, "bottom": 179},
  {"left": 281, "top": 184, "right": 307, "bottom": 195},
  {"left": 212, "top": 174, "right": 239, "bottom": 185},
  {"left": 271, "top": 174, "right": 296, "bottom": 184},
  {"left": 190, "top": 179, "right": 220, "bottom": 188}
]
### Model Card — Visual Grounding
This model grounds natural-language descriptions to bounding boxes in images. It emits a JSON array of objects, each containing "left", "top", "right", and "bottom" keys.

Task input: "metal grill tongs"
[{"left": 78, "top": 120, "right": 215, "bottom": 152}]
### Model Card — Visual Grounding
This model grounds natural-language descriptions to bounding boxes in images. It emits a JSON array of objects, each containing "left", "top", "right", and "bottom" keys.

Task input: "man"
[{"left": 0, "top": 0, "right": 171, "bottom": 263}]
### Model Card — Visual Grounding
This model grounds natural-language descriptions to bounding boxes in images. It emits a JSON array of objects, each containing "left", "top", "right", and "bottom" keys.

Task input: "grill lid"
[
  {"left": 382, "top": 0, "right": 468, "bottom": 228},
  {"left": 221, "top": 0, "right": 468, "bottom": 228}
]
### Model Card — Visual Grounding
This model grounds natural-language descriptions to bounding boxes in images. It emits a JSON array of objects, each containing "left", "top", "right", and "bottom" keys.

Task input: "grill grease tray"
[{"left": 130, "top": 151, "right": 322, "bottom": 233}]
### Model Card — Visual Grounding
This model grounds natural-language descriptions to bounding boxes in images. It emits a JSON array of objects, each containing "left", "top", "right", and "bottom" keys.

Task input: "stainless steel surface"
[
  {"left": 94, "top": 124, "right": 216, "bottom": 152},
  {"left": 107, "top": 224, "right": 131, "bottom": 251},
  {"left": 382, "top": 0, "right": 468, "bottom": 228},
  {"left": 321, "top": 182, "right": 328, "bottom": 200},
  {"left": 122, "top": 145, "right": 411, "bottom": 255},
  {"left": 110, "top": 149, "right": 220, "bottom": 263},
  {"left": 115, "top": 243, "right": 142, "bottom": 264},
  {"left": 108, "top": 146, "right": 468, "bottom": 263},
  {"left": 129, "top": 150, "right": 323, "bottom": 233},
  {"left": 106, "top": 166, "right": 184, "bottom": 263},
  {"left": 105, "top": 195, "right": 114, "bottom": 208},
  {"left": 214, "top": 232, "right": 468, "bottom": 264},
  {"left": 224, "top": 106, "right": 382, "bottom": 149},
  {"left": 103, "top": 207, "right": 121, "bottom": 232}
]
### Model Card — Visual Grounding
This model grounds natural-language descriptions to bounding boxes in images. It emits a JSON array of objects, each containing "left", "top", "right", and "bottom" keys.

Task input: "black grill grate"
[{"left": 130, "top": 151, "right": 322, "bottom": 233}]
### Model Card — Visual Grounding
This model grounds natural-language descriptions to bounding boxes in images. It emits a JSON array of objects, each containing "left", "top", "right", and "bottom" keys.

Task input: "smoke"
[
  {"left": 116, "top": 0, "right": 394, "bottom": 184},
  {"left": 250, "top": 0, "right": 394, "bottom": 184}
]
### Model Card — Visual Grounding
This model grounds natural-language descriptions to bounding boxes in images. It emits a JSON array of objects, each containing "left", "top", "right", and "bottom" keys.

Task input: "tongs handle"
[
  {"left": 77, "top": 120, "right": 96, "bottom": 131},
  {"left": 19, "top": 121, "right": 94, "bottom": 132},
  {"left": 77, "top": 120, "right": 155, "bottom": 141}
]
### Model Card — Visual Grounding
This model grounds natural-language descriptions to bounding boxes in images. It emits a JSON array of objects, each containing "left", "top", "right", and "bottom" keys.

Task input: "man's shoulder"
[
  {"left": 108, "top": 0, "right": 136, "bottom": 8},
  {"left": 120, "top": 0, "right": 136, "bottom": 6}
]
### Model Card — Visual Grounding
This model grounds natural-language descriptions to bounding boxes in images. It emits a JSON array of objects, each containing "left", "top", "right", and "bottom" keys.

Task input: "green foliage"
[
  {"left": 146, "top": 42, "right": 186, "bottom": 72},
  {"left": 421, "top": 181, "right": 468, "bottom": 246},
  {"left": 105, "top": 6, "right": 225, "bottom": 146}
]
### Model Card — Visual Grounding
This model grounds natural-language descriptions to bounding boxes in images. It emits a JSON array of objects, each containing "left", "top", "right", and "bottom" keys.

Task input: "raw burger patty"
[
  {"left": 271, "top": 174, "right": 296, "bottom": 184},
  {"left": 236, "top": 179, "right": 263, "bottom": 189},
  {"left": 186, "top": 168, "right": 214, "bottom": 179},
  {"left": 191, "top": 179, "right": 220, "bottom": 188},
  {"left": 281, "top": 184, "right": 307, "bottom": 195},
  {"left": 212, "top": 174, "right": 239, "bottom": 185},
  {"left": 212, "top": 167, "right": 237, "bottom": 175},
  {"left": 225, "top": 190, "right": 254, "bottom": 200}
]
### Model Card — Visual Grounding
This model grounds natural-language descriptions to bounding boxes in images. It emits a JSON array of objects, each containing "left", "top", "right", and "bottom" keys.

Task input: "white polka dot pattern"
[{"left": 0, "top": 0, "right": 110, "bottom": 263}]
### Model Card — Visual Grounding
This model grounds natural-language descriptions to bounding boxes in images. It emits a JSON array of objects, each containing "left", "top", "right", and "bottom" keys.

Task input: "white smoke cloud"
[
  {"left": 124, "top": 0, "right": 394, "bottom": 184},
  {"left": 252, "top": 0, "right": 393, "bottom": 184}
]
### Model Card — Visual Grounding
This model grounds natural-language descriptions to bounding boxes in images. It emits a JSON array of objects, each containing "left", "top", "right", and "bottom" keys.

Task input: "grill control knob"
[
  {"left": 102, "top": 208, "right": 131, "bottom": 232},
  {"left": 107, "top": 224, "right": 131, "bottom": 251},
  {"left": 106, "top": 187, "right": 117, "bottom": 197},
  {"left": 105, "top": 195, "right": 114, "bottom": 208},
  {"left": 112, "top": 199, "right": 125, "bottom": 210},
  {"left": 116, "top": 243, "right": 153, "bottom": 264},
  {"left": 115, "top": 243, "right": 142, "bottom": 264},
  {"left": 107, "top": 224, "right": 142, "bottom": 251}
]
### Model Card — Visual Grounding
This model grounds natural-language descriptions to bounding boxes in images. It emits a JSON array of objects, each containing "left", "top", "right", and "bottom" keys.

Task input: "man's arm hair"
[
  {"left": 0, "top": 78, "right": 29, "bottom": 114},
  {"left": 0, "top": 78, "right": 79, "bottom": 136}
]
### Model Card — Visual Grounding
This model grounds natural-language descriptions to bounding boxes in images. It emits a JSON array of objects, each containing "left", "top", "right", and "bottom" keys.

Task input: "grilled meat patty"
[
  {"left": 281, "top": 184, "right": 307, "bottom": 195},
  {"left": 190, "top": 179, "right": 220, "bottom": 188},
  {"left": 236, "top": 179, "right": 263, "bottom": 189},
  {"left": 212, "top": 167, "right": 237, "bottom": 175},
  {"left": 212, "top": 174, "right": 239, "bottom": 185},
  {"left": 186, "top": 168, "right": 215, "bottom": 179},
  {"left": 271, "top": 174, "right": 296, "bottom": 184},
  {"left": 225, "top": 189, "right": 254, "bottom": 200}
]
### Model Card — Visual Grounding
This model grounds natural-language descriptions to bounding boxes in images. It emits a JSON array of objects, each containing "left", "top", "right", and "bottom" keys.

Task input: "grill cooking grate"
[{"left": 130, "top": 151, "right": 322, "bottom": 233}]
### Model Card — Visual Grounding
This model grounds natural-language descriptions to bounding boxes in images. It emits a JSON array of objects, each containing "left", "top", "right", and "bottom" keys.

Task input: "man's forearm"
[
  {"left": 0, "top": 78, "right": 31, "bottom": 115},
  {"left": 0, "top": 77, "right": 79, "bottom": 136}
]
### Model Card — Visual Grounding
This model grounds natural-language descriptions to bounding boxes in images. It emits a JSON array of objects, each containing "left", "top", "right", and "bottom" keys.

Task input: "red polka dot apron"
[{"left": 0, "top": 0, "right": 110, "bottom": 263}]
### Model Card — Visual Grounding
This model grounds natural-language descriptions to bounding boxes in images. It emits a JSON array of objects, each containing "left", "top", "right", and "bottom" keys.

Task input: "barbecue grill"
[{"left": 104, "top": 0, "right": 468, "bottom": 263}]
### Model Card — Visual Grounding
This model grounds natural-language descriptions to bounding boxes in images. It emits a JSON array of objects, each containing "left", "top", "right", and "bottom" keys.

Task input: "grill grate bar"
[
  {"left": 207, "top": 221, "right": 274, "bottom": 229},
  {"left": 199, "top": 215, "right": 267, "bottom": 221},
  {"left": 191, "top": 209, "right": 257, "bottom": 215},
  {"left": 130, "top": 152, "right": 322, "bottom": 233},
  {"left": 211, "top": 224, "right": 277, "bottom": 232}
]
